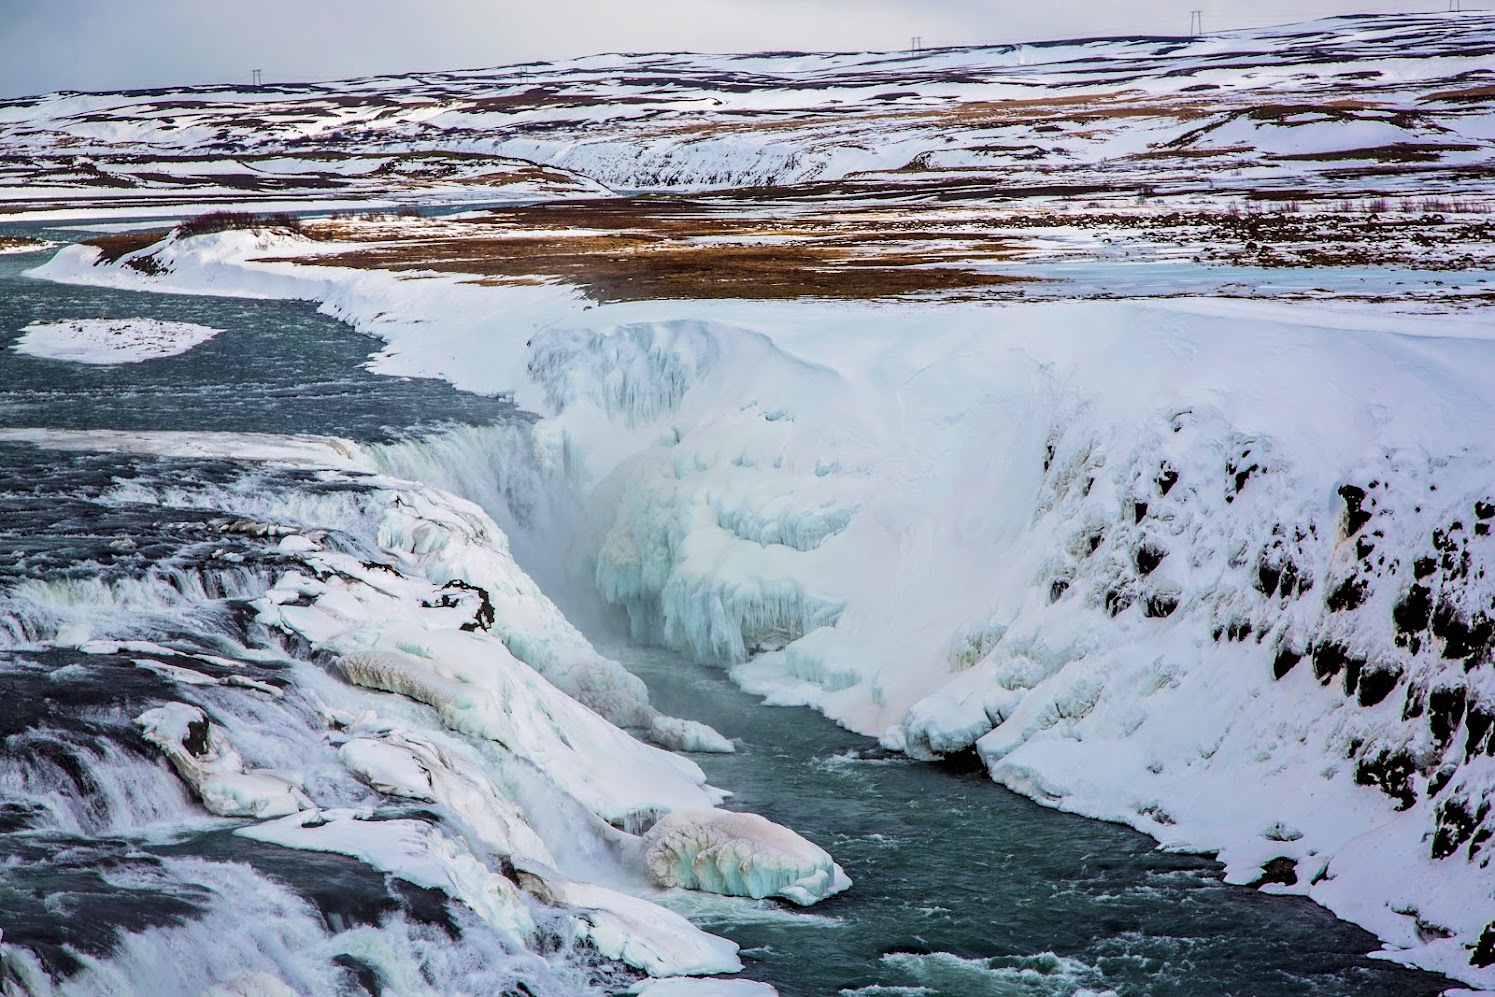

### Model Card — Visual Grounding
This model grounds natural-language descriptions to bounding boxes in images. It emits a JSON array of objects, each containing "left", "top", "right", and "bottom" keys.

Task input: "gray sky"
[{"left": 0, "top": 0, "right": 1469, "bottom": 98}]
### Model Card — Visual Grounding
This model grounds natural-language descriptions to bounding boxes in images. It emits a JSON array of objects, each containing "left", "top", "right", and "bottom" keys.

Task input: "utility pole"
[
  {"left": 910, "top": 36, "right": 922, "bottom": 53},
  {"left": 251, "top": 68, "right": 262, "bottom": 86},
  {"left": 1190, "top": 11, "right": 1203, "bottom": 37}
]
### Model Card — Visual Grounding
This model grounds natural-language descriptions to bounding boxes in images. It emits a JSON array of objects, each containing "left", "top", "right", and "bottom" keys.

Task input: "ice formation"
[
  {"left": 0, "top": 424, "right": 814, "bottom": 992},
  {"left": 135, "top": 702, "right": 312, "bottom": 818},
  {"left": 640, "top": 808, "right": 851, "bottom": 906}
]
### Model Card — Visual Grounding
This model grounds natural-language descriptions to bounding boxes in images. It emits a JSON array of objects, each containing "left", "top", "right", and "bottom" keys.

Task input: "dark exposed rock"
[
  {"left": 1431, "top": 798, "right": 1484, "bottom": 859},
  {"left": 1311, "top": 643, "right": 1361, "bottom": 686},
  {"left": 1339, "top": 484, "right": 1371, "bottom": 536},
  {"left": 1104, "top": 589, "right": 1133, "bottom": 617},
  {"left": 182, "top": 717, "right": 211, "bottom": 758},
  {"left": 1049, "top": 579, "right": 1070, "bottom": 603},
  {"left": 1257, "top": 558, "right": 1281, "bottom": 597},
  {"left": 1393, "top": 584, "right": 1433, "bottom": 635},
  {"left": 444, "top": 578, "right": 495, "bottom": 632},
  {"left": 1473, "top": 922, "right": 1495, "bottom": 968},
  {"left": 1135, "top": 544, "right": 1166, "bottom": 576},
  {"left": 1133, "top": 501, "right": 1149, "bottom": 523},
  {"left": 1357, "top": 667, "right": 1400, "bottom": 708},
  {"left": 1414, "top": 556, "right": 1438, "bottom": 580},
  {"left": 1273, "top": 647, "right": 1302, "bottom": 679},
  {"left": 1432, "top": 603, "right": 1494, "bottom": 665},
  {"left": 1251, "top": 856, "right": 1299, "bottom": 887},
  {"left": 1157, "top": 465, "right": 1178, "bottom": 495},
  {"left": 1144, "top": 594, "right": 1178, "bottom": 618},
  {"left": 1474, "top": 826, "right": 1494, "bottom": 858},
  {"left": 1354, "top": 747, "right": 1416, "bottom": 810},
  {"left": 1429, "top": 687, "right": 1467, "bottom": 751},
  {"left": 1326, "top": 576, "right": 1368, "bottom": 612},
  {"left": 1343, "top": 656, "right": 1363, "bottom": 698},
  {"left": 1467, "top": 705, "right": 1494, "bottom": 759},
  {"left": 1477, "top": 501, "right": 1495, "bottom": 521}
]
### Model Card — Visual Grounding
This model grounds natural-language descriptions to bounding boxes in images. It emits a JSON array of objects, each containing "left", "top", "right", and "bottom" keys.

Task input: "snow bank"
[
  {"left": 12, "top": 317, "right": 222, "bottom": 364},
  {"left": 531, "top": 876, "right": 744, "bottom": 977},
  {"left": 640, "top": 808, "right": 851, "bottom": 906}
]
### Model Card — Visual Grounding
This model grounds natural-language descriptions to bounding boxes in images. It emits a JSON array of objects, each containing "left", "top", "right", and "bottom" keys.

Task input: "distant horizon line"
[{"left": 2, "top": 7, "right": 1484, "bottom": 103}]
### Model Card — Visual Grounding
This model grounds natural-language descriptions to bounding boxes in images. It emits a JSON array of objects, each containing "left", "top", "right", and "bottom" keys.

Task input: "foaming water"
[{"left": 0, "top": 446, "right": 628, "bottom": 994}]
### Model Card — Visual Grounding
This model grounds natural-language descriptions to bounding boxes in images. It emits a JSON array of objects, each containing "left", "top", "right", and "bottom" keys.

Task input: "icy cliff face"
[{"left": 518, "top": 298, "right": 1495, "bottom": 985}]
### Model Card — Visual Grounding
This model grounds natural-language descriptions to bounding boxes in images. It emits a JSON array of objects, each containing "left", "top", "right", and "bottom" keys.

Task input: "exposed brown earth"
[
  {"left": 81, "top": 230, "right": 170, "bottom": 263},
  {"left": 290, "top": 198, "right": 1023, "bottom": 302}
]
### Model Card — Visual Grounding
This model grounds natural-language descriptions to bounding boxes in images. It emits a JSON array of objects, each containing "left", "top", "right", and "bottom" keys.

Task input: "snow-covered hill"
[{"left": 2, "top": 13, "right": 1492, "bottom": 215}]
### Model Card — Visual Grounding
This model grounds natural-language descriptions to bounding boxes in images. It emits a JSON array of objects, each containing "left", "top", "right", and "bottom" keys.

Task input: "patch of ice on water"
[{"left": 13, "top": 317, "right": 221, "bottom": 364}]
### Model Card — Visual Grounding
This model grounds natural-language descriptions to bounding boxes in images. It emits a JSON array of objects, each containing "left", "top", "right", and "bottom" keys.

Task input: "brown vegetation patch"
[
  {"left": 1276, "top": 143, "right": 1477, "bottom": 163},
  {"left": 294, "top": 196, "right": 1021, "bottom": 301},
  {"left": 0, "top": 236, "right": 44, "bottom": 253},
  {"left": 81, "top": 229, "right": 169, "bottom": 263},
  {"left": 1421, "top": 84, "right": 1495, "bottom": 105}
]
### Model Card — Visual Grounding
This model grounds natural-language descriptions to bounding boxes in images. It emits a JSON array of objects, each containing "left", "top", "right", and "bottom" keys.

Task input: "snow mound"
[
  {"left": 14, "top": 318, "right": 221, "bottom": 364},
  {"left": 648, "top": 715, "right": 736, "bottom": 754},
  {"left": 528, "top": 875, "right": 745, "bottom": 978},
  {"left": 640, "top": 807, "right": 851, "bottom": 906},
  {"left": 136, "top": 702, "right": 312, "bottom": 818}
]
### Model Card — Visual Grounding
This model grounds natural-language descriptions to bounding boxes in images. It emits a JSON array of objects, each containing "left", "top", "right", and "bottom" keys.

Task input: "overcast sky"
[{"left": 0, "top": 0, "right": 1469, "bottom": 98}]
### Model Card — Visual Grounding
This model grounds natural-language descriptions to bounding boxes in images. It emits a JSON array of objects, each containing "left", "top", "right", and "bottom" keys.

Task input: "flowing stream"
[{"left": 0, "top": 226, "right": 1458, "bottom": 995}]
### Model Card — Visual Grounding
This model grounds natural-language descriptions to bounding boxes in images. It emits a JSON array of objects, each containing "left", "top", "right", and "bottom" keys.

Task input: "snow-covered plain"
[
  {"left": 8, "top": 10, "right": 1495, "bottom": 993},
  {"left": 2, "top": 13, "right": 1493, "bottom": 216}
]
